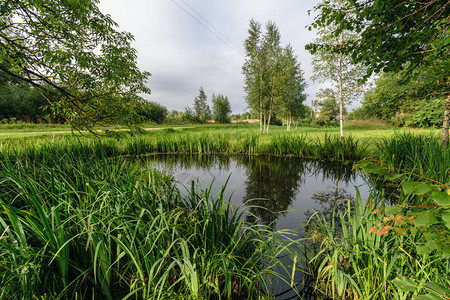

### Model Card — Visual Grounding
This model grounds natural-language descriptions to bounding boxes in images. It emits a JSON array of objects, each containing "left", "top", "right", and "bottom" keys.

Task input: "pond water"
[{"left": 143, "top": 154, "right": 372, "bottom": 299}]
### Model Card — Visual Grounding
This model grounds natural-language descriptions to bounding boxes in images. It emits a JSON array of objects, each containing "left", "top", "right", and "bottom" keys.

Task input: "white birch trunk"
[
  {"left": 442, "top": 94, "right": 450, "bottom": 148},
  {"left": 339, "top": 31, "right": 344, "bottom": 138}
]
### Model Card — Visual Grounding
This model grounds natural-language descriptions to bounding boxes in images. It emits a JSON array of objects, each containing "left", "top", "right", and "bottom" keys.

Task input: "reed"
[
  {"left": 0, "top": 144, "right": 296, "bottom": 299},
  {"left": 375, "top": 133, "right": 449, "bottom": 183},
  {"left": 313, "top": 134, "right": 369, "bottom": 162}
]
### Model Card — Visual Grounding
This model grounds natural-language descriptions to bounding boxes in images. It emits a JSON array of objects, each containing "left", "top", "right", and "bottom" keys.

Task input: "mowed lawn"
[{"left": 0, "top": 121, "right": 441, "bottom": 149}]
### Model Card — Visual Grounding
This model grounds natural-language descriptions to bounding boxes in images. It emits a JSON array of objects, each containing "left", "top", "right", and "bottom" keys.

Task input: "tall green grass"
[
  {"left": 375, "top": 133, "right": 449, "bottom": 184},
  {"left": 123, "top": 132, "right": 368, "bottom": 161},
  {"left": 1, "top": 129, "right": 370, "bottom": 162},
  {"left": 0, "top": 145, "right": 296, "bottom": 299}
]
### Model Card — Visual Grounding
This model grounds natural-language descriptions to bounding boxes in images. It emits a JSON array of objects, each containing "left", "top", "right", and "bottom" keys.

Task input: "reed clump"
[
  {"left": 0, "top": 143, "right": 294, "bottom": 299},
  {"left": 375, "top": 133, "right": 450, "bottom": 184},
  {"left": 123, "top": 132, "right": 368, "bottom": 161}
]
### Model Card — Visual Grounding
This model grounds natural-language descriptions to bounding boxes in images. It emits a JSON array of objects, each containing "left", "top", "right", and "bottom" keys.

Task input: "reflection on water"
[
  {"left": 143, "top": 154, "right": 371, "bottom": 299},
  {"left": 145, "top": 154, "right": 371, "bottom": 231}
]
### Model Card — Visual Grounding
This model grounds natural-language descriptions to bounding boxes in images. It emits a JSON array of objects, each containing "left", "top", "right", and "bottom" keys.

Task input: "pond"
[{"left": 143, "top": 154, "right": 372, "bottom": 299}]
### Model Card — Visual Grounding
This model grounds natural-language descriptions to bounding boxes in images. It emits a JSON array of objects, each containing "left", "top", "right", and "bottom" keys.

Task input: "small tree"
[
  {"left": 275, "top": 45, "right": 308, "bottom": 132},
  {"left": 243, "top": 20, "right": 306, "bottom": 134},
  {"left": 193, "top": 87, "right": 211, "bottom": 123},
  {"left": 212, "top": 94, "right": 232, "bottom": 123},
  {"left": 314, "top": 88, "right": 340, "bottom": 125}
]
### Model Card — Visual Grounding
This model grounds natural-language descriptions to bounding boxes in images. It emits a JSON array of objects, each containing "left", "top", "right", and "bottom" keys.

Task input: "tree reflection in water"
[
  {"left": 236, "top": 156, "right": 307, "bottom": 227},
  {"left": 143, "top": 154, "right": 368, "bottom": 229}
]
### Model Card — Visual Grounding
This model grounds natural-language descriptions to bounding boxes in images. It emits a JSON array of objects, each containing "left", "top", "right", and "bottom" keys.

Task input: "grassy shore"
[{"left": 0, "top": 122, "right": 442, "bottom": 161}]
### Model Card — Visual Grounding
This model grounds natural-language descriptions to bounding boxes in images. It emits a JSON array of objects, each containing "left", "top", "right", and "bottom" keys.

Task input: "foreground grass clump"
[
  {"left": 303, "top": 134, "right": 450, "bottom": 299},
  {"left": 304, "top": 189, "right": 449, "bottom": 299},
  {"left": 0, "top": 145, "right": 294, "bottom": 299}
]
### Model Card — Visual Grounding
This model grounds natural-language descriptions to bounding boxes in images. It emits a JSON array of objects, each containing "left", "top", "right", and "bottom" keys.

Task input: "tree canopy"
[
  {"left": 243, "top": 19, "right": 307, "bottom": 134},
  {"left": 308, "top": 0, "right": 449, "bottom": 144},
  {"left": 0, "top": 0, "right": 151, "bottom": 130},
  {"left": 212, "top": 93, "right": 232, "bottom": 124}
]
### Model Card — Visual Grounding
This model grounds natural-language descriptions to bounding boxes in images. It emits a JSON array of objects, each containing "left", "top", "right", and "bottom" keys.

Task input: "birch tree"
[
  {"left": 276, "top": 45, "right": 308, "bottom": 132},
  {"left": 243, "top": 20, "right": 306, "bottom": 134},
  {"left": 307, "top": 0, "right": 367, "bottom": 137}
]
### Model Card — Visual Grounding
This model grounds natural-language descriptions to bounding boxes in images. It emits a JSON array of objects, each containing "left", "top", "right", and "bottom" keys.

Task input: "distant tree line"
[
  {"left": 0, "top": 63, "right": 59, "bottom": 123},
  {"left": 183, "top": 87, "right": 232, "bottom": 124},
  {"left": 1, "top": 65, "right": 168, "bottom": 124}
]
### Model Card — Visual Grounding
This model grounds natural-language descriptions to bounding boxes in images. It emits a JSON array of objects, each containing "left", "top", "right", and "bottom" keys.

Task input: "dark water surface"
[{"left": 143, "top": 154, "right": 371, "bottom": 299}]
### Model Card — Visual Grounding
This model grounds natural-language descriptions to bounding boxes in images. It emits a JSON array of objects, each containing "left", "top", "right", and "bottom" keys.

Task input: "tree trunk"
[
  {"left": 442, "top": 94, "right": 450, "bottom": 148},
  {"left": 339, "top": 31, "right": 344, "bottom": 138},
  {"left": 259, "top": 107, "right": 263, "bottom": 134},
  {"left": 266, "top": 98, "right": 274, "bottom": 134},
  {"left": 263, "top": 112, "right": 267, "bottom": 134}
]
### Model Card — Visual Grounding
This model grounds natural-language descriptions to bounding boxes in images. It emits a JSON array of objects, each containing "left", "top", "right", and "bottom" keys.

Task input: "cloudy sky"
[{"left": 98, "top": 0, "right": 329, "bottom": 114}]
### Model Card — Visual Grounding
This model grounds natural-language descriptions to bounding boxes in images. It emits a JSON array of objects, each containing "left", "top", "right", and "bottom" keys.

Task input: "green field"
[{"left": 0, "top": 121, "right": 440, "bottom": 145}]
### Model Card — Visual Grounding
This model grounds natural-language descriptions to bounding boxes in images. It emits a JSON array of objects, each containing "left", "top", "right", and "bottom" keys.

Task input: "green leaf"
[
  {"left": 409, "top": 227, "right": 418, "bottom": 236},
  {"left": 413, "top": 294, "right": 442, "bottom": 300},
  {"left": 431, "top": 191, "right": 450, "bottom": 206},
  {"left": 403, "top": 181, "right": 419, "bottom": 194},
  {"left": 416, "top": 239, "right": 443, "bottom": 255},
  {"left": 443, "top": 245, "right": 450, "bottom": 256},
  {"left": 352, "top": 160, "right": 371, "bottom": 170},
  {"left": 362, "top": 164, "right": 387, "bottom": 175},
  {"left": 413, "top": 211, "right": 439, "bottom": 227},
  {"left": 392, "top": 276, "right": 417, "bottom": 292},
  {"left": 402, "top": 181, "right": 437, "bottom": 196},
  {"left": 441, "top": 211, "right": 450, "bottom": 230},
  {"left": 417, "top": 244, "right": 433, "bottom": 255},
  {"left": 424, "top": 282, "right": 450, "bottom": 297},
  {"left": 385, "top": 173, "right": 407, "bottom": 180},
  {"left": 385, "top": 206, "right": 403, "bottom": 215}
]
